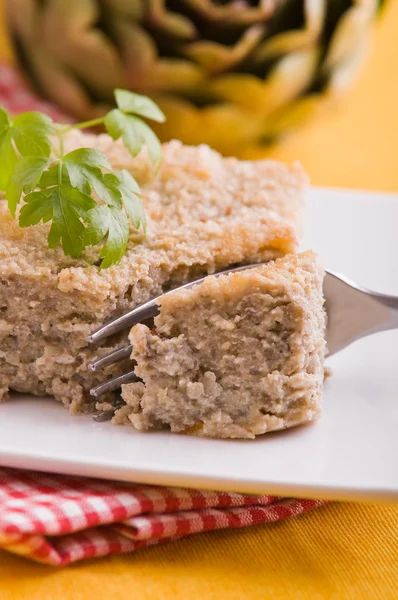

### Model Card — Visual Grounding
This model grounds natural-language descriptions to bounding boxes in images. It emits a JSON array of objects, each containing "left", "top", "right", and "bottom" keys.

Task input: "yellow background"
[{"left": 0, "top": 2, "right": 397, "bottom": 598}]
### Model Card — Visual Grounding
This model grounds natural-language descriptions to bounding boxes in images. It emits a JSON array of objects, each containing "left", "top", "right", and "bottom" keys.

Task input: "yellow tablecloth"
[{"left": 0, "top": 2, "right": 397, "bottom": 598}]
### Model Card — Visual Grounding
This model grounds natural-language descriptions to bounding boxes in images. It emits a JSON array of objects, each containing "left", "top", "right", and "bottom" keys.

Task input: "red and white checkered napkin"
[{"left": 0, "top": 467, "right": 325, "bottom": 566}]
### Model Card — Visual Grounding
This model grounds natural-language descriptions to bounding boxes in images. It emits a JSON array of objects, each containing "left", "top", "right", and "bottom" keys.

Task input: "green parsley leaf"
[
  {"left": 61, "top": 183, "right": 97, "bottom": 213},
  {"left": 63, "top": 148, "right": 112, "bottom": 173},
  {"left": 104, "top": 109, "right": 127, "bottom": 142},
  {"left": 105, "top": 109, "right": 162, "bottom": 167},
  {"left": 83, "top": 170, "right": 145, "bottom": 267},
  {"left": 84, "top": 204, "right": 129, "bottom": 269},
  {"left": 47, "top": 184, "right": 97, "bottom": 258},
  {"left": 6, "top": 156, "right": 52, "bottom": 216},
  {"left": 38, "top": 163, "right": 92, "bottom": 195},
  {"left": 114, "top": 89, "right": 166, "bottom": 123},
  {"left": 0, "top": 108, "right": 18, "bottom": 189},
  {"left": 99, "top": 207, "right": 129, "bottom": 269},
  {"left": 100, "top": 206, "right": 129, "bottom": 269},
  {"left": 62, "top": 150, "right": 107, "bottom": 192},
  {"left": 11, "top": 112, "right": 54, "bottom": 157},
  {"left": 38, "top": 163, "right": 60, "bottom": 188},
  {"left": 0, "top": 132, "right": 18, "bottom": 189},
  {"left": 97, "top": 173, "right": 123, "bottom": 208},
  {"left": 83, "top": 205, "right": 109, "bottom": 247},
  {"left": 0, "top": 106, "right": 10, "bottom": 136},
  {"left": 128, "top": 117, "right": 162, "bottom": 167},
  {"left": 3, "top": 89, "right": 164, "bottom": 268},
  {"left": 118, "top": 169, "right": 146, "bottom": 232},
  {"left": 0, "top": 108, "right": 53, "bottom": 190},
  {"left": 63, "top": 149, "right": 120, "bottom": 206},
  {"left": 19, "top": 190, "right": 53, "bottom": 227}
]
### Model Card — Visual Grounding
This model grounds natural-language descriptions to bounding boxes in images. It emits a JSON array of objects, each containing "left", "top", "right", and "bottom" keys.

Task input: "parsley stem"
[
  {"left": 58, "top": 129, "right": 64, "bottom": 158},
  {"left": 64, "top": 117, "right": 106, "bottom": 133},
  {"left": 58, "top": 158, "right": 63, "bottom": 186}
]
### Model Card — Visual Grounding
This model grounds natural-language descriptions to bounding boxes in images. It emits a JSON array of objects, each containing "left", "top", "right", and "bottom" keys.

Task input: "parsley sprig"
[{"left": 0, "top": 89, "right": 165, "bottom": 268}]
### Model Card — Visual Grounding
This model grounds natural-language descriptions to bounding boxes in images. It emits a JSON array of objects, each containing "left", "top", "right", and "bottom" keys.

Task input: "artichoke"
[{"left": 7, "top": 0, "right": 383, "bottom": 156}]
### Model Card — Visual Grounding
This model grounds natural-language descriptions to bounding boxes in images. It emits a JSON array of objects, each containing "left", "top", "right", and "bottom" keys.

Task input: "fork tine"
[
  {"left": 88, "top": 344, "right": 132, "bottom": 372},
  {"left": 90, "top": 370, "right": 140, "bottom": 398},
  {"left": 87, "top": 263, "right": 264, "bottom": 345},
  {"left": 87, "top": 299, "right": 159, "bottom": 344}
]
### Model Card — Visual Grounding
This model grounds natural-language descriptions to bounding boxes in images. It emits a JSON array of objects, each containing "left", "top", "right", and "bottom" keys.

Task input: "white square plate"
[{"left": 1, "top": 188, "right": 397, "bottom": 502}]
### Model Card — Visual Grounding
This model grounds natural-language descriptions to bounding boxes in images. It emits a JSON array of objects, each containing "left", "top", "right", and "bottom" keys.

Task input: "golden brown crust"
[{"left": 159, "top": 251, "right": 320, "bottom": 310}]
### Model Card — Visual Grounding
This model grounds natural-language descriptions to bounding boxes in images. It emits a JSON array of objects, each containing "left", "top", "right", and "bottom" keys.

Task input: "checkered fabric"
[{"left": 0, "top": 467, "right": 325, "bottom": 565}]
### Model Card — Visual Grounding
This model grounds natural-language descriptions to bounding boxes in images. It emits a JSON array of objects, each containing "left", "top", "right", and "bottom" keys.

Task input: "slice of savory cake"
[
  {"left": 119, "top": 252, "right": 326, "bottom": 439},
  {"left": 0, "top": 134, "right": 306, "bottom": 412}
]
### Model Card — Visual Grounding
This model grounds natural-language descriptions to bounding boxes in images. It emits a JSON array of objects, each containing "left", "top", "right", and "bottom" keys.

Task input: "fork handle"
[
  {"left": 325, "top": 273, "right": 398, "bottom": 356},
  {"left": 373, "top": 292, "right": 398, "bottom": 328}
]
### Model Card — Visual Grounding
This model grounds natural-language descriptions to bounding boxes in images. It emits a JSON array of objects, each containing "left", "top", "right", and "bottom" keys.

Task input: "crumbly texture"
[
  {"left": 0, "top": 133, "right": 306, "bottom": 411},
  {"left": 120, "top": 252, "right": 326, "bottom": 439}
]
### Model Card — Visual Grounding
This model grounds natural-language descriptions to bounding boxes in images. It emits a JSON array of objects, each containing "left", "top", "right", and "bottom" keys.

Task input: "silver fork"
[{"left": 87, "top": 265, "right": 398, "bottom": 401}]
